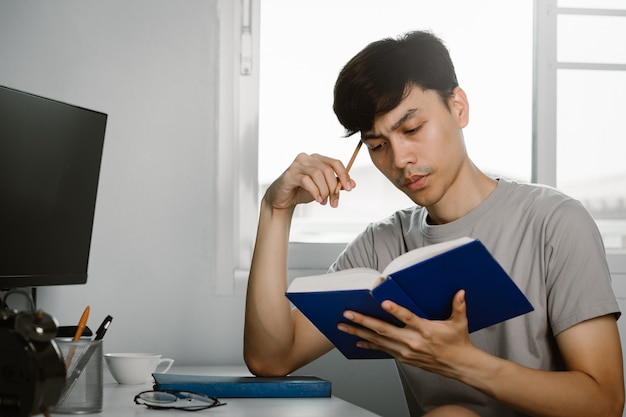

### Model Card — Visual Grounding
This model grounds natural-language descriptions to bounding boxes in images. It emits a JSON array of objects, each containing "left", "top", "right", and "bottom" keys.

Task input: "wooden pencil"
[{"left": 334, "top": 141, "right": 362, "bottom": 194}]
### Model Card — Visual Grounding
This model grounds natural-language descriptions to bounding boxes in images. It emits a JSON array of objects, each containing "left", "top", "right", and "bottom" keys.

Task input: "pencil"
[
  {"left": 72, "top": 306, "right": 90, "bottom": 341},
  {"left": 65, "top": 305, "right": 90, "bottom": 368},
  {"left": 334, "top": 140, "right": 362, "bottom": 194}
]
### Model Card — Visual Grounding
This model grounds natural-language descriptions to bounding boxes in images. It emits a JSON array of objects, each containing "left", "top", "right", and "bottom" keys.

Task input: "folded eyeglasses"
[{"left": 134, "top": 390, "right": 226, "bottom": 411}]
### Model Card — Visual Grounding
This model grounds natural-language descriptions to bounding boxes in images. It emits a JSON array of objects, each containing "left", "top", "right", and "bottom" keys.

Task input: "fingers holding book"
[{"left": 337, "top": 291, "right": 474, "bottom": 371}]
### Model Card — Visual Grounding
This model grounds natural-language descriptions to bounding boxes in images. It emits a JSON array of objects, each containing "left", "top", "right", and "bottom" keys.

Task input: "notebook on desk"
[{"left": 152, "top": 373, "right": 331, "bottom": 398}]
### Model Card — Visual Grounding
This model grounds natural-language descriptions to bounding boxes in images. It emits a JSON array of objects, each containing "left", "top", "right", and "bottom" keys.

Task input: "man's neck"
[{"left": 426, "top": 165, "right": 497, "bottom": 225}]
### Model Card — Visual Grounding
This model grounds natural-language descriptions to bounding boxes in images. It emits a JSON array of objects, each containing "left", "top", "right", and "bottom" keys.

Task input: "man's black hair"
[{"left": 333, "top": 31, "right": 459, "bottom": 137}]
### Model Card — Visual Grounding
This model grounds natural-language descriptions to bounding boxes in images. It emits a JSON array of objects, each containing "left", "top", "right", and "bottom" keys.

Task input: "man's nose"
[{"left": 390, "top": 137, "right": 416, "bottom": 170}]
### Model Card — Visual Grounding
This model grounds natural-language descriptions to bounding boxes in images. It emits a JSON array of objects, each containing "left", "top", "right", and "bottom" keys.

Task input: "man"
[{"left": 243, "top": 31, "right": 624, "bottom": 417}]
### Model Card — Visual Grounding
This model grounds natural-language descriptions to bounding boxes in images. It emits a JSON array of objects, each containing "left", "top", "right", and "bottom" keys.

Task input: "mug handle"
[{"left": 156, "top": 358, "right": 174, "bottom": 374}]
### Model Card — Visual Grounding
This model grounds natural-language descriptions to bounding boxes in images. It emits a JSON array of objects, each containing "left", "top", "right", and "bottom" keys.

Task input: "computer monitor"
[{"left": 0, "top": 85, "right": 107, "bottom": 288}]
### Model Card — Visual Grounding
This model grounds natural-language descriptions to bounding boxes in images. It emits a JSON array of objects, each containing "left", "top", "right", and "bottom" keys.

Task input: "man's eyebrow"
[
  {"left": 391, "top": 108, "right": 419, "bottom": 131},
  {"left": 361, "top": 131, "right": 381, "bottom": 141},
  {"left": 361, "top": 108, "right": 419, "bottom": 141}
]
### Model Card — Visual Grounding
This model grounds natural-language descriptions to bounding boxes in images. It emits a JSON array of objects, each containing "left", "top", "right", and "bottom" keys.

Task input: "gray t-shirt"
[{"left": 329, "top": 178, "right": 620, "bottom": 417}]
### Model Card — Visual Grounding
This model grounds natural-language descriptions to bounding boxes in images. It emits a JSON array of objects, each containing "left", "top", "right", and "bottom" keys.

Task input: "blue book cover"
[
  {"left": 285, "top": 237, "right": 534, "bottom": 360},
  {"left": 152, "top": 373, "right": 331, "bottom": 398}
]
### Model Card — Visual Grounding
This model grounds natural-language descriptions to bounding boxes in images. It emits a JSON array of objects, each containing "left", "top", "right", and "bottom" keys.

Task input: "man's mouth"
[{"left": 402, "top": 174, "right": 428, "bottom": 191}]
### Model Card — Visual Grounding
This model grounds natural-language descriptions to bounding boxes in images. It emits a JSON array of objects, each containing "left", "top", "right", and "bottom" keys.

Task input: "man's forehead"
[
  {"left": 361, "top": 87, "right": 442, "bottom": 139},
  {"left": 362, "top": 107, "right": 422, "bottom": 140}
]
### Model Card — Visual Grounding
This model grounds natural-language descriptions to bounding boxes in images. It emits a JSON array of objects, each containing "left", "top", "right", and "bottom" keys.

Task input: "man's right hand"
[{"left": 264, "top": 152, "right": 356, "bottom": 210}]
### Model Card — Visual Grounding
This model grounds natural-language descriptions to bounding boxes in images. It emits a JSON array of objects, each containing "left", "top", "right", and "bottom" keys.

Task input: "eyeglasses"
[{"left": 134, "top": 390, "right": 226, "bottom": 411}]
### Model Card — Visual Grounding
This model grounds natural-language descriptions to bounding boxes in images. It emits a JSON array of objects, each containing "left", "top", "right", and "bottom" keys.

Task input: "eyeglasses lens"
[{"left": 141, "top": 391, "right": 178, "bottom": 403}]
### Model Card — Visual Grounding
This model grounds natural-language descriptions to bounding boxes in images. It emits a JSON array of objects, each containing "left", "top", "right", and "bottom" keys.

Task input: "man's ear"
[{"left": 449, "top": 87, "right": 469, "bottom": 128}]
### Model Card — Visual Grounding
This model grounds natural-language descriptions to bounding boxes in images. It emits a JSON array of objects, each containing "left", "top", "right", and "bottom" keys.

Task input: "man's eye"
[
  {"left": 405, "top": 125, "right": 423, "bottom": 135},
  {"left": 369, "top": 142, "right": 385, "bottom": 152}
]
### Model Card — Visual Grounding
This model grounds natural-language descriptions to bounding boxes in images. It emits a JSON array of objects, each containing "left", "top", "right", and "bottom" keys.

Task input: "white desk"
[{"left": 51, "top": 366, "right": 380, "bottom": 417}]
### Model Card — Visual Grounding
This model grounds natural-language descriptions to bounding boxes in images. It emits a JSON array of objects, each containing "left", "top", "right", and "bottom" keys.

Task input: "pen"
[
  {"left": 58, "top": 315, "right": 112, "bottom": 403},
  {"left": 334, "top": 140, "right": 362, "bottom": 194},
  {"left": 94, "top": 315, "right": 113, "bottom": 340}
]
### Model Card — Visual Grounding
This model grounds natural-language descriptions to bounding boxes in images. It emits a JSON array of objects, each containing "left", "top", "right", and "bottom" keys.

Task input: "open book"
[{"left": 285, "top": 237, "right": 533, "bottom": 359}]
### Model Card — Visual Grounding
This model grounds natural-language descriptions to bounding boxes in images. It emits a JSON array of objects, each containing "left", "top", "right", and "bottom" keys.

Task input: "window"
[
  {"left": 555, "top": 2, "right": 626, "bottom": 250},
  {"left": 259, "top": 0, "right": 534, "bottom": 243},
  {"left": 534, "top": 0, "right": 626, "bottom": 252},
  {"left": 214, "top": 0, "right": 626, "bottom": 295},
  {"left": 213, "top": 0, "right": 260, "bottom": 294}
]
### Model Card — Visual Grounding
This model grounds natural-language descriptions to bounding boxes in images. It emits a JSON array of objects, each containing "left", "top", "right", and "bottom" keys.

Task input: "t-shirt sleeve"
[{"left": 545, "top": 198, "right": 620, "bottom": 335}]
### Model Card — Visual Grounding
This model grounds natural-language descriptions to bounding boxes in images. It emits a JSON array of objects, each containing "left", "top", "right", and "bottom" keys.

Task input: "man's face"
[{"left": 361, "top": 84, "right": 469, "bottom": 210}]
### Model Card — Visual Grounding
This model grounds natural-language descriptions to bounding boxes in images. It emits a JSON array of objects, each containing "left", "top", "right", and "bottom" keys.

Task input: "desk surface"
[{"left": 51, "top": 365, "right": 379, "bottom": 417}]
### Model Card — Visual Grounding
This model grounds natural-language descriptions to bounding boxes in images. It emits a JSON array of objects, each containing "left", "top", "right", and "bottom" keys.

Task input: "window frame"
[
  {"left": 213, "top": 0, "right": 259, "bottom": 295},
  {"left": 534, "top": 0, "right": 626, "bottom": 275},
  {"left": 214, "top": 0, "right": 626, "bottom": 295}
]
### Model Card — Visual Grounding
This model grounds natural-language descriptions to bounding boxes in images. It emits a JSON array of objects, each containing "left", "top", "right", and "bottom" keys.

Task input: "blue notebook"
[
  {"left": 152, "top": 373, "right": 331, "bottom": 398},
  {"left": 286, "top": 237, "right": 534, "bottom": 359}
]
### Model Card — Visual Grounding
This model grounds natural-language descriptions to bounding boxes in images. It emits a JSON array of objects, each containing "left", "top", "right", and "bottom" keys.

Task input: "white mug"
[{"left": 104, "top": 353, "right": 174, "bottom": 385}]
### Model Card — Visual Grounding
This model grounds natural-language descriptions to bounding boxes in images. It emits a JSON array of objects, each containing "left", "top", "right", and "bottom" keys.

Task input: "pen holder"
[{"left": 50, "top": 338, "right": 103, "bottom": 414}]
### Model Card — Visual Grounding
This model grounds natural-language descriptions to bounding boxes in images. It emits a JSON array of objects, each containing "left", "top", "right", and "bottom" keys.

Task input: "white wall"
[{"left": 0, "top": 0, "right": 247, "bottom": 364}]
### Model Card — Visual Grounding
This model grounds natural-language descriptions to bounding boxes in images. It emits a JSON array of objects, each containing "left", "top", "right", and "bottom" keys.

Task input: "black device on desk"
[
  {"left": 0, "top": 84, "right": 107, "bottom": 288},
  {"left": 0, "top": 291, "right": 65, "bottom": 417},
  {"left": 0, "top": 85, "right": 107, "bottom": 416}
]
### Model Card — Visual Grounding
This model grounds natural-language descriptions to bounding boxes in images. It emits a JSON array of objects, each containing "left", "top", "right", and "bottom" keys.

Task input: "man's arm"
[
  {"left": 243, "top": 153, "right": 355, "bottom": 376},
  {"left": 488, "top": 313, "right": 624, "bottom": 417},
  {"left": 340, "top": 291, "right": 624, "bottom": 417}
]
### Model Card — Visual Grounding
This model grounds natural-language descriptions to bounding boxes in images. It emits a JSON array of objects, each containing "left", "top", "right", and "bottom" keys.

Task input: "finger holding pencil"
[{"left": 265, "top": 141, "right": 361, "bottom": 210}]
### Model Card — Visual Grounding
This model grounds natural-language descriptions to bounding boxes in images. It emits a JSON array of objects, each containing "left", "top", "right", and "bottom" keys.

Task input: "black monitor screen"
[{"left": 0, "top": 85, "right": 107, "bottom": 288}]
